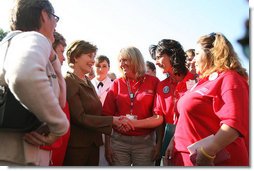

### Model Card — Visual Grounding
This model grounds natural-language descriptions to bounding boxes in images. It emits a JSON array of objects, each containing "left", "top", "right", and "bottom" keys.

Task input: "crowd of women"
[{"left": 0, "top": 0, "right": 249, "bottom": 167}]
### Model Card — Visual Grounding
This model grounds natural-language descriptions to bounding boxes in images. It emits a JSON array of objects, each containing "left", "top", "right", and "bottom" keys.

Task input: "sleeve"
[
  {"left": 4, "top": 33, "right": 69, "bottom": 136},
  {"left": 65, "top": 77, "right": 113, "bottom": 135},
  {"left": 102, "top": 80, "right": 118, "bottom": 116},
  {"left": 50, "top": 51, "right": 66, "bottom": 108},
  {"left": 153, "top": 92, "right": 164, "bottom": 117},
  {"left": 213, "top": 72, "right": 249, "bottom": 137}
]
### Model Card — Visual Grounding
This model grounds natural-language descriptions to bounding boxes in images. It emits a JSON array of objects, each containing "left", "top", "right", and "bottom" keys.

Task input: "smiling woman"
[
  {"left": 102, "top": 46, "right": 162, "bottom": 166},
  {"left": 63, "top": 40, "right": 135, "bottom": 166},
  {"left": 47, "top": 0, "right": 249, "bottom": 81},
  {"left": 0, "top": 0, "right": 249, "bottom": 81},
  {"left": 67, "top": 41, "right": 97, "bottom": 78}
]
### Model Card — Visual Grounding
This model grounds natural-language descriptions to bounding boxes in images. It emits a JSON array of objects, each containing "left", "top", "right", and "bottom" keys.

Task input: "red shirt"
[
  {"left": 103, "top": 74, "right": 159, "bottom": 136},
  {"left": 174, "top": 71, "right": 249, "bottom": 166},
  {"left": 40, "top": 103, "right": 71, "bottom": 166},
  {"left": 153, "top": 71, "right": 195, "bottom": 124}
]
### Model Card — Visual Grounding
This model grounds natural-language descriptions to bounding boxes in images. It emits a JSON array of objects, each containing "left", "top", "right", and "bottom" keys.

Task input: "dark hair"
[
  {"left": 66, "top": 40, "right": 97, "bottom": 67},
  {"left": 146, "top": 61, "right": 156, "bottom": 71},
  {"left": 95, "top": 55, "right": 110, "bottom": 67},
  {"left": 149, "top": 39, "right": 187, "bottom": 76},
  {"left": 53, "top": 32, "right": 66, "bottom": 50},
  {"left": 185, "top": 49, "right": 195, "bottom": 57},
  {"left": 10, "top": 0, "right": 54, "bottom": 31}
]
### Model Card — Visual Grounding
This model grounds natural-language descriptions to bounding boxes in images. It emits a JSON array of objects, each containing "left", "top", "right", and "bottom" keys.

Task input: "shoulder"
[
  {"left": 206, "top": 71, "right": 248, "bottom": 94},
  {"left": 184, "top": 71, "right": 196, "bottom": 81},
  {"left": 110, "top": 77, "right": 124, "bottom": 90},
  {"left": 145, "top": 74, "right": 159, "bottom": 83},
  {"left": 65, "top": 72, "right": 79, "bottom": 88},
  {"left": 157, "top": 77, "right": 170, "bottom": 87},
  {"left": 10, "top": 31, "right": 51, "bottom": 58},
  {"left": 14, "top": 31, "right": 50, "bottom": 47},
  {"left": 220, "top": 70, "right": 248, "bottom": 86},
  {"left": 113, "top": 77, "right": 124, "bottom": 84},
  {"left": 65, "top": 72, "right": 80, "bottom": 96},
  {"left": 105, "top": 76, "right": 113, "bottom": 84},
  {"left": 106, "top": 76, "right": 112, "bottom": 82}
]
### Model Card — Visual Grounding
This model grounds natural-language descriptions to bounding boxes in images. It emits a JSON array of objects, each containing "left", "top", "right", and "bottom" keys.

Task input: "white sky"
[
  {"left": 0, "top": 1, "right": 251, "bottom": 169},
  {"left": 0, "top": 0, "right": 250, "bottom": 80}
]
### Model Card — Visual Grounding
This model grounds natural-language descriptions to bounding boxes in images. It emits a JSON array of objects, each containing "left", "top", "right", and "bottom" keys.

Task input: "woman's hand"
[
  {"left": 113, "top": 116, "right": 135, "bottom": 133},
  {"left": 105, "top": 136, "right": 114, "bottom": 165},
  {"left": 23, "top": 131, "right": 60, "bottom": 146},
  {"left": 190, "top": 147, "right": 215, "bottom": 166},
  {"left": 164, "top": 136, "right": 175, "bottom": 166},
  {"left": 152, "top": 142, "right": 162, "bottom": 161}
]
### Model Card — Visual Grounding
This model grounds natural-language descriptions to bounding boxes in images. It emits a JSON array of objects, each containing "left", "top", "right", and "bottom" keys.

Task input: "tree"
[{"left": 0, "top": 28, "right": 8, "bottom": 41}]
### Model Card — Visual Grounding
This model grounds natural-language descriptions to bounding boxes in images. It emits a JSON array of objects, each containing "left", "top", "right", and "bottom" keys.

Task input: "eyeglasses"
[{"left": 49, "top": 12, "right": 59, "bottom": 22}]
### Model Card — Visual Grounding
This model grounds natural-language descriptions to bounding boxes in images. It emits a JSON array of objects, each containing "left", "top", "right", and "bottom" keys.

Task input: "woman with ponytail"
[{"left": 166, "top": 33, "right": 249, "bottom": 166}]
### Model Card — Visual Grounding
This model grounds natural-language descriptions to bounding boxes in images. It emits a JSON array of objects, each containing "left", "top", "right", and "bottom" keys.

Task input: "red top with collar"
[
  {"left": 174, "top": 71, "right": 249, "bottom": 166},
  {"left": 102, "top": 74, "right": 159, "bottom": 136},
  {"left": 153, "top": 71, "right": 195, "bottom": 124}
]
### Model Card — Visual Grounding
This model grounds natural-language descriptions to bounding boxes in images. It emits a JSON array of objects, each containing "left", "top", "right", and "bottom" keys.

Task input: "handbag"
[
  {"left": 0, "top": 85, "right": 42, "bottom": 132},
  {"left": 0, "top": 33, "right": 42, "bottom": 132}
]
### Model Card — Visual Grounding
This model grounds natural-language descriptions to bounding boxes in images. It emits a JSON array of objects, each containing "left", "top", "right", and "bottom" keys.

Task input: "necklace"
[{"left": 126, "top": 76, "right": 145, "bottom": 115}]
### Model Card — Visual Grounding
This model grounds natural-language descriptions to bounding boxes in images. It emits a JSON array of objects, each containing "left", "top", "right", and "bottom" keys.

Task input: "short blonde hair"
[
  {"left": 118, "top": 46, "right": 145, "bottom": 79},
  {"left": 197, "top": 32, "right": 248, "bottom": 79}
]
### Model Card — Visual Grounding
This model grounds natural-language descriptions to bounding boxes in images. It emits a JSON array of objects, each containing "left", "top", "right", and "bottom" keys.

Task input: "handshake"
[{"left": 112, "top": 116, "right": 135, "bottom": 133}]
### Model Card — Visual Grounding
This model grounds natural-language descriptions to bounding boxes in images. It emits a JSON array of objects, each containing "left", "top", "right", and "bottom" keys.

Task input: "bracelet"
[{"left": 200, "top": 147, "right": 216, "bottom": 160}]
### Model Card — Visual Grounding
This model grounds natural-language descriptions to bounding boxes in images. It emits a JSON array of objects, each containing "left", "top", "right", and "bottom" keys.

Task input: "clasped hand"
[
  {"left": 113, "top": 116, "right": 135, "bottom": 133},
  {"left": 189, "top": 148, "right": 215, "bottom": 166}
]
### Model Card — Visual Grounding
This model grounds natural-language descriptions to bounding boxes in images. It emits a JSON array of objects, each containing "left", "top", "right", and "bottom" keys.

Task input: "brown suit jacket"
[{"left": 64, "top": 72, "right": 113, "bottom": 148}]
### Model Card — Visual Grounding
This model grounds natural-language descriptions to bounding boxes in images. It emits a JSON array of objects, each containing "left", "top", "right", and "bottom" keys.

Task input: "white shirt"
[{"left": 91, "top": 76, "right": 113, "bottom": 105}]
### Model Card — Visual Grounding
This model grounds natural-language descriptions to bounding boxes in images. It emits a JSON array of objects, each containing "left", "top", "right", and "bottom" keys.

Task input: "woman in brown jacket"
[{"left": 63, "top": 40, "right": 133, "bottom": 166}]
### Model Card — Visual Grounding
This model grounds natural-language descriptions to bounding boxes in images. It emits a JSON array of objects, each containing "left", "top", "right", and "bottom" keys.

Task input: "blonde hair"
[
  {"left": 118, "top": 46, "right": 145, "bottom": 79},
  {"left": 197, "top": 32, "right": 248, "bottom": 80}
]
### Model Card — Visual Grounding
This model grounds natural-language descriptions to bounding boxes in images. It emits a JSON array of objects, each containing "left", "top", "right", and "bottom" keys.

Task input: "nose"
[{"left": 119, "top": 60, "right": 125, "bottom": 68}]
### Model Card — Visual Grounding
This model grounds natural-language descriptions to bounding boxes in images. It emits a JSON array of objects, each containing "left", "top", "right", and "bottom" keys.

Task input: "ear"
[
  {"left": 74, "top": 57, "right": 78, "bottom": 63},
  {"left": 41, "top": 10, "right": 49, "bottom": 23}
]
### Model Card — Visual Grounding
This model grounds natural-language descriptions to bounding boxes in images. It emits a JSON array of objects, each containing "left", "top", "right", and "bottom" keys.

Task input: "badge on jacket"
[{"left": 163, "top": 86, "right": 170, "bottom": 94}]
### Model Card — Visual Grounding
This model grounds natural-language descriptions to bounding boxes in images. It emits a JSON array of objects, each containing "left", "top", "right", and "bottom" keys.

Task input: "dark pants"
[
  {"left": 63, "top": 144, "right": 99, "bottom": 166},
  {"left": 155, "top": 124, "right": 176, "bottom": 166}
]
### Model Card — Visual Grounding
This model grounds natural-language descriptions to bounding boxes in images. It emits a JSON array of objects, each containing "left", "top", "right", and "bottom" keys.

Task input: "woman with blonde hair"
[
  {"left": 166, "top": 32, "right": 249, "bottom": 166},
  {"left": 103, "top": 46, "right": 161, "bottom": 166}
]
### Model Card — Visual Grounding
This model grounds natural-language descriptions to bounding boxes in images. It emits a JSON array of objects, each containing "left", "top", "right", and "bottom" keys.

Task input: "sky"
[
  {"left": 0, "top": 1, "right": 251, "bottom": 169},
  {"left": 0, "top": 0, "right": 249, "bottom": 80}
]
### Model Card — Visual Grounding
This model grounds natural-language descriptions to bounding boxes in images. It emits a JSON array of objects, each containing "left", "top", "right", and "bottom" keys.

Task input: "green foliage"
[{"left": 0, "top": 28, "right": 8, "bottom": 41}]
